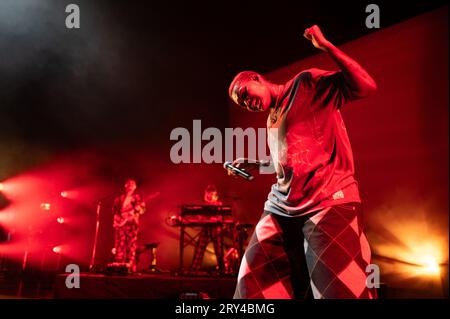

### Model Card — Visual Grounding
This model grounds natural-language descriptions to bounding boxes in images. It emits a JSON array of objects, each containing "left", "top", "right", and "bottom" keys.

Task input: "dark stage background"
[{"left": 0, "top": 0, "right": 448, "bottom": 297}]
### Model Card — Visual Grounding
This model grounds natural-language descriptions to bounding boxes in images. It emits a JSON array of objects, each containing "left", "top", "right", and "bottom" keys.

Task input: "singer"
[{"left": 228, "top": 25, "right": 378, "bottom": 299}]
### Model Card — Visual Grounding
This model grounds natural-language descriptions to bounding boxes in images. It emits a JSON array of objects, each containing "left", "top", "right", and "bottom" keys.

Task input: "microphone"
[{"left": 223, "top": 162, "right": 254, "bottom": 181}]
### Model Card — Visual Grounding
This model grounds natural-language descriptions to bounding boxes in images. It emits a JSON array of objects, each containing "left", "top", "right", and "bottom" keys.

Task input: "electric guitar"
[{"left": 113, "top": 191, "right": 160, "bottom": 228}]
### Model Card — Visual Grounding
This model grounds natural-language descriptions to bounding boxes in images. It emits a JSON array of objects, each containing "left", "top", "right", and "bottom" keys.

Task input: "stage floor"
[{"left": 54, "top": 272, "right": 237, "bottom": 299}]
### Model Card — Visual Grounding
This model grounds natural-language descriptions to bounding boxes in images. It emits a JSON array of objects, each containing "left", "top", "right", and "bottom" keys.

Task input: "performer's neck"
[{"left": 269, "top": 84, "right": 284, "bottom": 110}]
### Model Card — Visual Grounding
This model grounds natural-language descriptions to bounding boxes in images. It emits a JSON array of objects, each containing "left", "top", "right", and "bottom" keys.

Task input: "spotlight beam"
[
  {"left": 373, "top": 253, "right": 446, "bottom": 269},
  {"left": 372, "top": 253, "right": 425, "bottom": 267}
]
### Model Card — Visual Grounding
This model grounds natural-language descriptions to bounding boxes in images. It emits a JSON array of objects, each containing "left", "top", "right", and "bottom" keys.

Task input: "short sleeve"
[{"left": 313, "top": 69, "right": 359, "bottom": 109}]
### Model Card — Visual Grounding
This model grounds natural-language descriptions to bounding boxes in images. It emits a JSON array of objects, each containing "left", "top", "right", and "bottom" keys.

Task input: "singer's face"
[{"left": 231, "top": 76, "right": 272, "bottom": 112}]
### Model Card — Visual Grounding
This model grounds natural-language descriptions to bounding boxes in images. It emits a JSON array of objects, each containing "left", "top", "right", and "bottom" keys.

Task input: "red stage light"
[
  {"left": 57, "top": 217, "right": 65, "bottom": 224},
  {"left": 60, "top": 191, "right": 68, "bottom": 198},
  {"left": 40, "top": 203, "right": 51, "bottom": 211},
  {"left": 0, "top": 183, "right": 4, "bottom": 192},
  {"left": 52, "top": 246, "right": 61, "bottom": 254},
  {"left": 0, "top": 212, "right": 13, "bottom": 224}
]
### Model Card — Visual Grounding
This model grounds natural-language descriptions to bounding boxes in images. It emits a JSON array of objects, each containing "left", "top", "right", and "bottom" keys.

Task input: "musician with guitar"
[{"left": 112, "top": 178, "right": 146, "bottom": 273}]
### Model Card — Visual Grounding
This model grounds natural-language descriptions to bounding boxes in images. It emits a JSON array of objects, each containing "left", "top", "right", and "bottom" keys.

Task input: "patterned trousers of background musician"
[
  {"left": 190, "top": 225, "right": 224, "bottom": 272},
  {"left": 234, "top": 203, "right": 377, "bottom": 299},
  {"left": 114, "top": 221, "right": 139, "bottom": 268}
]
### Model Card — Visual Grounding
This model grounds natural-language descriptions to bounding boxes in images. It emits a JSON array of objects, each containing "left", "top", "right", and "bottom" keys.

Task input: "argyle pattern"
[{"left": 234, "top": 203, "right": 377, "bottom": 299}]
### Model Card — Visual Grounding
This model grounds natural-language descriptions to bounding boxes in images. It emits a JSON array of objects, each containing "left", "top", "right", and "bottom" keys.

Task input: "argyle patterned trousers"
[{"left": 234, "top": 203, "right": 377, "bottom": 299}]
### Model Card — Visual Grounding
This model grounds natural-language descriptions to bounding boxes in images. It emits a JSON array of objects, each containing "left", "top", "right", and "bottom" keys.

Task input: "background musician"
[
  {"left": 112, "top": 178, "right": 146, "bottom": 272},
  {"left": 189, "top": 184, "right": 225, "bottom": 274}
]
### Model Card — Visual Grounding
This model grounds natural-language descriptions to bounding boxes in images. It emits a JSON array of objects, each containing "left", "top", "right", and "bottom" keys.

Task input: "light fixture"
[{"left": 40, "top": 203, "right": 51, "bottom": 211}]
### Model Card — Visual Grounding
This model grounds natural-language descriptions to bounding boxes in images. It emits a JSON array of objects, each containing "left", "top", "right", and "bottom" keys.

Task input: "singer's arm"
[{"left": 304, "top": 25, "right": 377, "bottom": 98}]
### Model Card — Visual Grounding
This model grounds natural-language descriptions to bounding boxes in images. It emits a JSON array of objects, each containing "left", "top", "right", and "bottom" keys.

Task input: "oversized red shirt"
[{"left": 264, "top": 68, "right": 361, "bottom": 217}]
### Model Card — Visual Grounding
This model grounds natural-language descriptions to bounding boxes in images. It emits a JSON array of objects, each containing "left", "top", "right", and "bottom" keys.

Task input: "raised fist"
[{"left": 303, "top": 25, "right": 331, "bottom": 51}]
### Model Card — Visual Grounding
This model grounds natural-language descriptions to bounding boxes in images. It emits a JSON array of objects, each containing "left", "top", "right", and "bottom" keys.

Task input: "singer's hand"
[
  {"left": 303, "top": 25, "right": 331, "bottom": 51},
  {"left": 227, "top": 158, "right": 265, "bottom": 177}
]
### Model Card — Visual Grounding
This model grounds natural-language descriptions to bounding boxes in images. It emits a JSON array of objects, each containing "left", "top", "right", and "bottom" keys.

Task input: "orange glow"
[
  {"left": 0, "top": 182, "right": 4, "bottom": 191},
  {"left": 374, "top": 232, "right": 445, "bottom": 278},
  {"left": 60, "top": 191, "right": 68, "bottom": 198},
  {"left": 418, "top": 255, "right": 440, "bottom": 275},
  {"left": 56, "top": 217, "right": 65, "bottom": 224},
  {"left": 369, "top": 202, "right": 448, "bottom": 284},
  {"left": 52, "top": 246, "right": 61, "bottom": 254}
]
